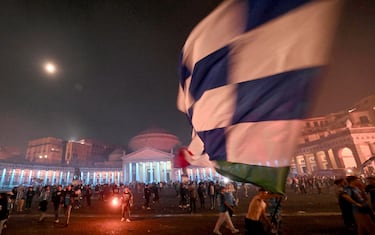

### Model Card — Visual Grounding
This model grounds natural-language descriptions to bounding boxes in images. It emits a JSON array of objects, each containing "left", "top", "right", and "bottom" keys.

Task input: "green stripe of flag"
[{"left": 215, "top": 161, "right": 290, "bottom": 195}]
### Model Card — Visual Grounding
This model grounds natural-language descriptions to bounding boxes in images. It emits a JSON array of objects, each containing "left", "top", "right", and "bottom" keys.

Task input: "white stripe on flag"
[
  {"left": 182, "top": 0, "right": 247, "bottom": 71},
  {"left": 228, "top": 0, "right": 342, "bottom": 84},
  {"left": 225, "top": 120, "right": 304, "bottom": 167},
  {"left": 192, "top": 84, "right": 237, "bottom": 131}
]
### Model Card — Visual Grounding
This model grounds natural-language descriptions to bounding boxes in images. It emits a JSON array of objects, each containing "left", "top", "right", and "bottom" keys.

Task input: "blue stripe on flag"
[
  {"left": 245, "top": 0, "right": 310, "bottom": 31},
  {"left": 178, "top": 53, "right": 191, "bottom": 89},
  {"left": 197, "top": 128, "right": 227, "bottom": 161},
  {"left": 189, "top": 46, "right": 230, "bottom": 101},
  {"left": 187, "top": 107, "right": 194, "bottom": 123},
  {"left": 233, "top": 67, "right": 320, "bottom": 124}
]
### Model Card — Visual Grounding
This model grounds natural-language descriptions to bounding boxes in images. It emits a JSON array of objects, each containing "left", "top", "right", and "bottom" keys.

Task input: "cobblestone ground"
[{"left": 2, "top": 185, "right": 356, "bottom": 235}]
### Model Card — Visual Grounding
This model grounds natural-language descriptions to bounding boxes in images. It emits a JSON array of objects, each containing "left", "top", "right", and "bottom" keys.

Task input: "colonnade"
[
  {"left": 122, "top": 160, "right": 219, "bottom": 184},
  {"left": 291, "top": 141, "right": 375, "bottom": 175},
  {"left": 0, "top": 163, "right": 123, "bottom": 189}
]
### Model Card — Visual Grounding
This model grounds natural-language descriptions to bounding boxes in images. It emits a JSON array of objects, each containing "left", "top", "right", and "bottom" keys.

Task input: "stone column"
[
  {"left": 28, "top": 169, "right": 33, "bottom": 186},
  {"left": 0, "top": 168, "right": 6, "bottom": 188},
  {"left": 157, "top": 162, "right": 161, "bottom": 183},
  {"left": 150, "top": 162, "right": 154, "bottom": 183},
  {"left": 163, "top": 162, "right": 167, "bottom": 182},
  {"left": 303, "top": 154, "right": 313, "bottom": 174},
  {"left": 130, "top": 163, "right": 133, "bottom": 182},
  {"left": 323, "top": 150, "right": 333, "bottom": 169},
  {"left": 314, "top": 152, "right": 325, "bottom": 170},
  {"left": 351, "top": 144, "right": 364, "bottom": 168},
  {"left": 292, "top": 156, "right": 302, "bottom": 175},
  {"left": 135, "top": 162, "right": 139, "bottom": 182},
  {"left": 332, "top": 148, "right": 345, "bottom": 168},
  {"left": 143, "top": 163, "right": 146, "bottom": 183}
]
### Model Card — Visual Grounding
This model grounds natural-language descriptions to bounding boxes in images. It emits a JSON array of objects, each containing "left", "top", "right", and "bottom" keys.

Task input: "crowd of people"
[{"left": 0, "top": 174, "right": 374, "bottom": 235}]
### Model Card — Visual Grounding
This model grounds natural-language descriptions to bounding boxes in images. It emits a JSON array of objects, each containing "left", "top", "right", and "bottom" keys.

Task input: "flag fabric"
[
  {"left": 177, "top": 0, "right": 342, "bottom": 194},
  {"left": 173, "top": 147, "right": 192, "bottom": 169}
]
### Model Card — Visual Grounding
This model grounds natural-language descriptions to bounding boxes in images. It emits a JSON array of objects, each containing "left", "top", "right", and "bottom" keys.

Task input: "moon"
[{"left": 44, "top": 62, "right": 57, "bottom": 74}]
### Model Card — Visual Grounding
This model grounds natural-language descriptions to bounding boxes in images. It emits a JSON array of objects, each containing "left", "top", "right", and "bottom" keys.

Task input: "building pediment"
[{"left": 123, "top": 147, "right": 174, "bottom": 162}]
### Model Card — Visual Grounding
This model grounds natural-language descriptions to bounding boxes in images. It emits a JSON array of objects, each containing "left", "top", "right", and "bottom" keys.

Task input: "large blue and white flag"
[{"left": 177, "top": 0, "right": 342, "bottom": 194}]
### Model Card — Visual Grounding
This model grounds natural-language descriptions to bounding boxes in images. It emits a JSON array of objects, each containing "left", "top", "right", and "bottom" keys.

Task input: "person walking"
[
  {"left": 333, "top": 178, "right": 356, "bottom": 231},
  {"left": 188, "top": 182, "right": 198, "bottom": 214},
  {"left": 85, "top": 185, "right": 93, "bottom": 207},
  {"left": 15, "top": 186, "right": 25, "bottom": 212},
  {"left": 347, "top": 176, "right": 375, "bottom": 235},
  {"left": 197, "top": 182, "right": 206, "bottom": 209},
  {"left": 244, "top": 188, "right": 272, "bottom": 235},
  {"left": 120, "top": 186, "right": 133, "bottom": 222},
  {"left": 62, "top": 185, "right": 77, "bottom": 227},
  {"left": 24, "top": 187, "right": 35, "bottom": 210},
  {"left": 225, "top": 183, "right": 236, "bottom": 217},
  {"left": 213, "top": 186, "right": 239, "bottom": 235},
  {"left": 38, "top": 185, "right": 51, "bottom": 223},
  {"left": 152, "top": 183, "right": 160, "bottom": 204},
  {"left": 208, "top": 181, "right": 216, "bottom": 210},
  {"left": 51, "top": 185, "right": 64, "bottom": 224},
  {"left": 178, "top": 183, "right": 188, "bottom": 209},
  {"left": 143, "top": 184, "right": 151, "bottom": 210}
]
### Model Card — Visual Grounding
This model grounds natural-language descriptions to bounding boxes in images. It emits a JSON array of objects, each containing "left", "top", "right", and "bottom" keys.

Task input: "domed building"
[
  {"left": 128, "top": 127, "right": 181, "bottom": 152},
  {"left": 122, "top": 127, "right": 182, "bottom": 183}
]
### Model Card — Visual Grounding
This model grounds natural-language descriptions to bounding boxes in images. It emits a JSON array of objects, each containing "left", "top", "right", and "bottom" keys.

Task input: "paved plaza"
[{"left": 2, "top": 185, "right": 355, "bottom": 235}]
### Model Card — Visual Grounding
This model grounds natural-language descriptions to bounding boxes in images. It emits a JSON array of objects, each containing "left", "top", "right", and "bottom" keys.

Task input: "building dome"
[{"left": 128, "top": 127, "right": 181, "bottom": 152}]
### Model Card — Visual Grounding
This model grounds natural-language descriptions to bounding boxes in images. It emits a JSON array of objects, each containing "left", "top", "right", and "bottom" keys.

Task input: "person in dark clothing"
[
  {"left": 179, "top": 183, "right": 188, "bottom": 209},
  {"left": 347, "top": 176, "right": 375, "bottom": 235},
  {"left": 51, "top": 185, "right": 64, "bottom": 223},
  {"left": 0, "top": 193, "right": 9, "bottom": 235},
  {"left": 38, "top": 185, "right": 51, "bottom": 223},
  {"left": 143, "top": 184, "right": 151, "bottom": 210},
  {"left": 85, "top": 185, "right": 93, "bottom": 207},
  {"left": 25, "top": 187, "right": 35, "bottom": 210},
  {"left": 152, "top": 184, "right": 159, "bottom": 204},
  {"left": 334, "top": 178, "right": 357, "bottom": 231},
  {"left": 197, "top": 182, "right": 206, "bottom": 209},
  {"left": 188, "top": 183, "right": 198, "bottom": 214},
  {"left": 365, "top": 176, "right": 375, "bottom": 211}
]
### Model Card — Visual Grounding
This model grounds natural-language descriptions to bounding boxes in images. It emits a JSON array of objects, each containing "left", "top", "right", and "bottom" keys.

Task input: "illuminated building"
[
  {"left": 291, "top": 95, "right": 375, "bottom": 175},
  {"left": 122, "top": 127, "right": 220, "bottom": 183},
  {"left": 25, "top": 137, "right": 65, "bottom": 165},
  {"left": 1, "top": 95, "right": 373, "bottom": 189},
  {"left": 64, "top": 139, "right": 119, "bottom": 165}
]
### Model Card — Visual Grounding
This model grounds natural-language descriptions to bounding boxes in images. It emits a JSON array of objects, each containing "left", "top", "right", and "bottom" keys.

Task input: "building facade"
[
  {"left": 0, "top": 162, "right": 123, "bottom": 189},
  {"left": 25, "top": 137, "right": 65, "bottom": 165},
  {"left": 290, "top": 95, "right": 375, "bottom": 176}
]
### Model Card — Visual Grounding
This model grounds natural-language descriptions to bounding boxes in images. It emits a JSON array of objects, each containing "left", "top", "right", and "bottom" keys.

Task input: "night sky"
[{"left": 0, "top": 0, "right": 374, "bottom": 151}]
